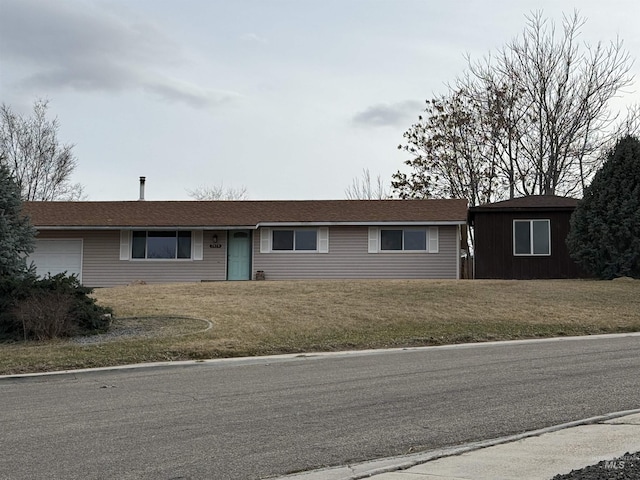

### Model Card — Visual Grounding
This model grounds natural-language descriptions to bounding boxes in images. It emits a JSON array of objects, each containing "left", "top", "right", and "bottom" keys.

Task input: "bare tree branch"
[
  {"left": 0, "top": 100, "right": 84, "bottom": 201},
  {"left": 345, "top": 168, "right": 391, "bottom": 199},
  {"left": 187, "top": 183, "right": 248, "bottom": 200},
  {"left": 394, "top": 11, "right": 635, "bottom": 205}
]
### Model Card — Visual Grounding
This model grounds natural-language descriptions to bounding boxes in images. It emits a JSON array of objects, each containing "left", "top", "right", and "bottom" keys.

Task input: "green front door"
[{"left": 227, "top": 230, "right": 252, "bottom": 280}]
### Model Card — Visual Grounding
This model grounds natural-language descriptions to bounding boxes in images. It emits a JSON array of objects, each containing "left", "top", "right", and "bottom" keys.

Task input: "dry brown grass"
[{"left": 1, "top": 279, "right": 639, "bottom": 374}]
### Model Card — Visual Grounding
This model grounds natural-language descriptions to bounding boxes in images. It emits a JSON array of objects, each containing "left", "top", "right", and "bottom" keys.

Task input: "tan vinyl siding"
[
  {"left": 33, "top": 226, "right": 460, "bottom": 285},
  {"left": 34, "top": 230, "right": 227, "bottom": 287},
  {"left": 253, "top": 226, "right": 458, "bottom": 279}
]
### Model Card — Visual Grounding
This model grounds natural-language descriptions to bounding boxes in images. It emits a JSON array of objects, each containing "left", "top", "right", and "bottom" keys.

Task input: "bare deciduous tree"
[
  {"left": 187, "top": 183, "right": 248, "bottom": 200},
  {"left": 612, "top": 104, "right": 640, "bottom": 139},
  {"left": 345, "top": 168, "right": 391, "bottom": 199},
  {"left": 394, "top": 11, "right": 636, "bottom": 205},
  {"left": 393, "top": 92, "right": 504, "bottom": 205},
  {"left": 0, "top": 100, "right": 84, "bottom": 201}
]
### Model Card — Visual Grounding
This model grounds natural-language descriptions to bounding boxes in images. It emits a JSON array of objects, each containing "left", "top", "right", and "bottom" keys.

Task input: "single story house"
[
  {"left": 23, "top": 199, "right": 468, "bottom": 287},
  {"left": 468, "top": 195, "right": 587, "bottom": 279}
]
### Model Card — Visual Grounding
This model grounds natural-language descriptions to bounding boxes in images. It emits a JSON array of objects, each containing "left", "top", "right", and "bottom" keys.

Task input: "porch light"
[{"left": 212, "top": 234, "right": 218, "bottom": 244}]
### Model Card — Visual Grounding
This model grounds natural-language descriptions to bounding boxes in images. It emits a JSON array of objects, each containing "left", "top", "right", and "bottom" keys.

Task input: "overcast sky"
[{"left": 1, "top": 0, "right": 639, "bottom": 201}]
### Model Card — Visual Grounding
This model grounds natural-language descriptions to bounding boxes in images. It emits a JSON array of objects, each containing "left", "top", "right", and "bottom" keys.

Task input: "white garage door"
[{"left": 30, "top": 239, "right": 83, "bottom": 281}]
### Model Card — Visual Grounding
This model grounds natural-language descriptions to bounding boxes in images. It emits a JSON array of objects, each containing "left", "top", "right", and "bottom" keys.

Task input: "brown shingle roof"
[
  {"left": 470, "top": 195, "right": 579, "bottom": 211},
  {"left": 23, "top": 199, "right": 468, "bottom": 228},
  {"left": 467, "top": 195, "right": 579, "bottom": 224}
]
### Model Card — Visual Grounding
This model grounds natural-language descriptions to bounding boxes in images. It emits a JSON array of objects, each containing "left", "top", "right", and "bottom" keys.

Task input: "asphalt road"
[{"left": 1, "top": 334, "right": 639, "bottom": 480}]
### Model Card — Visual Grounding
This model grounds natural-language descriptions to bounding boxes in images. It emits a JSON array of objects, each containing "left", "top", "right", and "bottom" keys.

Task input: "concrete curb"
[{"left": 272, "top": 410, "right": 640, "bottom": 480}]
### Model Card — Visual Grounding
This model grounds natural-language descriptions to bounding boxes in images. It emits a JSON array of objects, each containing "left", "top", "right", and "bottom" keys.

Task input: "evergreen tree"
[
  {"left": 0, "top": 163, "right": 36, "bottom": 278},
  {"left": 567, "top": 135, "right": 640, "bottom": 279}
]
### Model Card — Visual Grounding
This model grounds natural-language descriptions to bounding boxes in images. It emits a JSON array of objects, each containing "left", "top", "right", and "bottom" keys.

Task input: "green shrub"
[
  {"left": 35, "top": 273, "right": 113, "bottom": 332},
  {"left": 0, "top": 274, "right": 34, "bottom": 339},
  {"left": 0, "top": 273, "right": 113, "bottom": 341}
]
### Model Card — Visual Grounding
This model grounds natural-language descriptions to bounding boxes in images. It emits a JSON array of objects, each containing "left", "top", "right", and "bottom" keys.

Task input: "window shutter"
[
  {"left": 428, "top": 227, "right": 439, "bottom": 253},
  {"left": 193, "top": 230, "right": 203, "bottom": 260},
  {"left": 260, "top": 228, "right": 271, "bottom": 253},
  {"left": 119, "top": 230, "right": 130, "bottom": 260},
  {"left": 368, "top": 227, "right": 379, "bottom": 253},
  {"left": 318, "top": 227, "right": 329, "bottom": 253}
]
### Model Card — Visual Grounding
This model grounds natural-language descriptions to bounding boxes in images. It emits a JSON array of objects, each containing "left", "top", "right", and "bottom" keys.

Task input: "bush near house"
[
  {"left": 0, "top": 161, "right": 112, "bottom": 341},
  {"left": 0, "top": 273, "right": 113, "bottom": 341}
]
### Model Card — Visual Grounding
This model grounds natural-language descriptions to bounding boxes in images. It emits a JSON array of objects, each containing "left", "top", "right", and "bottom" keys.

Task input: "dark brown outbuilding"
[{"left": 468, "top": 195, "right": 589, "bottom": 279}]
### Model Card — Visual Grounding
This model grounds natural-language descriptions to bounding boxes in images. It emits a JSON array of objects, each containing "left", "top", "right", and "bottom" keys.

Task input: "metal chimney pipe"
[{"left": 139, "top": 176, "right": 146, "bottom": 201}]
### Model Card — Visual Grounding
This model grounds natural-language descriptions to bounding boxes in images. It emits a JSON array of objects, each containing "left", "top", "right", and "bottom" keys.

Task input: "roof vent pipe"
[{"left": 139, "top": 176, "right": 146, "bottom": 201}]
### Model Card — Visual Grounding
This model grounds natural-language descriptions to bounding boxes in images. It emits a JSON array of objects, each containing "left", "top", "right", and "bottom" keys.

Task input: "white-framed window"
[
  {"left": 513, "top": 219, "right": 551, "bottom": 256},
  {"left": 368, "top": 227, "right": 439, "bottom": 253},
  {"left": 272, "top": 229, "right": 316, "bottom": 251},
  {"left": 119, "top": 230, "right": 204, "bottom": 261},
  {"left": 133, "top": 231, "right": 191, "bottom": 259},
  {"left": 260, "top": 227, "right": 329, "bottom": 253}
]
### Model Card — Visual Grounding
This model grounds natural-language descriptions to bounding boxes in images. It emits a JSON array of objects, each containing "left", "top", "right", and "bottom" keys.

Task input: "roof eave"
[
  {"left": 257, "top": 220, "right": 467, "bottom": 227},
  {"left": 33, "top": 220, "right": 468, "bottom": 230},
  {"left": 469, "top": 206, "right": 577, "bottom": 213}
]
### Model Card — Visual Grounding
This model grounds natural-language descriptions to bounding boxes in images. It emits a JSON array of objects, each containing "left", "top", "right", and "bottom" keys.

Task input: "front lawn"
[{"left": 1, "top": 279, "right": 638, "bottom": 375}]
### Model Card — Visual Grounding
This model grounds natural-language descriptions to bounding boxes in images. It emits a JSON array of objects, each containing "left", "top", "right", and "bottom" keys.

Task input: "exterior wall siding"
[
  {"left": 33, "top": 226, "right": 461, "bottom": 286},
  {"left": 473, "top": 211, "right": 588, "bottom": 279},
  {"left": 34, "top": 230, "right": 227, "bottom": 287},
  {"left": 252, "top": 226, "right": 459, "bottom": 280}
]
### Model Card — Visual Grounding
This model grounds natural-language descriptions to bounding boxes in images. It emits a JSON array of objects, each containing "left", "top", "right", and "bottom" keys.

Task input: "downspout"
[
  {"left": 468, "top": 212, "right": 476, "bottom": 280},
  {"left": 456, "top": 224, "right": 461, "bottom": 280}
]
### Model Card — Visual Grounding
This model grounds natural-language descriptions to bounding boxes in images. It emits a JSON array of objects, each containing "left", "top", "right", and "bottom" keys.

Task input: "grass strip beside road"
[{"left": 1, "top": 279, "right": 639, "bottom": 375}]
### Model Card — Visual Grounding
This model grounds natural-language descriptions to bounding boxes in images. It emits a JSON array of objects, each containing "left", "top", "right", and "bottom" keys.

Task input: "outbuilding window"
[{"left": 513, "top": 220, "right": 550, "bottom": 256}]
